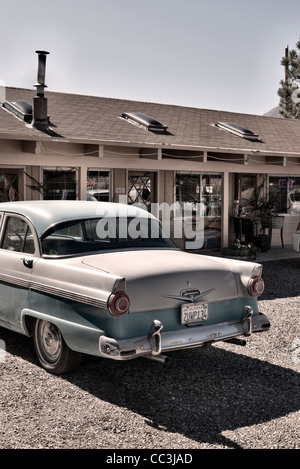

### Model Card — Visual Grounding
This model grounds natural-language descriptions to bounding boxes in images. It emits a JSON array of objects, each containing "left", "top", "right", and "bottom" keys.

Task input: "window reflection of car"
[
  {"left": 0, "top": 201, "right": 270, "bottom": 374},
  {"left": 87, "top": 190, "right": 109, "bottom": 202},
  {"left": 44, "top": 189, "right": 76, "bottom": 200},
  {"left": 288, "top": 187, "right": 300, "bottom": 214}
]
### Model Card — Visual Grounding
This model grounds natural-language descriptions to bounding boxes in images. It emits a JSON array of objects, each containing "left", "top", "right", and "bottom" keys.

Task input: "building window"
[
  {"left": 43, "top": 168, "right": 78, "bottom": 200},
  {"left": 0, "top": 170, "right": 23, "bottom": 202},
  {"left": 201, "top": 174, "right": 222, "bottom": 217},
  {"left": 87, "top": 170, "right": 110, "bottom": 201},
  {"left": 176, "top": 172, "right": 222, "bottom": 249},
  {"left": 176, "top": 173, "right": 222, "bottom": 216},
  {"left": 269, "top": 176, "right": 300, "bottom": 214}
]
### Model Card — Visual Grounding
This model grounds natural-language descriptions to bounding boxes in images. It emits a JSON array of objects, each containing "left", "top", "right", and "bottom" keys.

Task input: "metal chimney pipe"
[
  {"left": 32, "top": 50, "right": 50, "bottom": 130},
  {"left": 285, "top": 45, "right": 289, "bottom": 83},
  {"left": 34, "top": 50, "right": 49, "bottom": 96}
]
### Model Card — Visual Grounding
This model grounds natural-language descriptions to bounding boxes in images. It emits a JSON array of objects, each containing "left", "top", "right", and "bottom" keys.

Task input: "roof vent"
[
  {"left": 122, "top": 112, "right": 168, "bottom": 132},
  {"left": 3, "top": 100, "right": 33, "bottom": 123},
  {"left": 215, "top": 122, "right": 259, "bottom": 141}
]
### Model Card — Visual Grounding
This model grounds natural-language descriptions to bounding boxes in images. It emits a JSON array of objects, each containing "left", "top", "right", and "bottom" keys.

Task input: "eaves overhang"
[{"left": 1, "top": 130, "right": 300, "bottom": 159}]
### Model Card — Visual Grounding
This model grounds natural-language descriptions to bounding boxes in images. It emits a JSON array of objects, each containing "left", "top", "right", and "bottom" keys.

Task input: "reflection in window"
[
  {"left": 2, "top": 217, "right": 35, "bottom": 253},
  {"left": 128, "top": 174, "right": 153, "bottom": 211},
  {"left": 176, "top": 173, "right": 222, "bottom": 217},
  {"left": 176, "top": 173, "right": 222, "bottom": 249},
  {"left": 43, "top": 168, "right": 77, "bottom": 200},
  {"left": 269, "top": 176, "right": 300, "bottom": 214},
  {"left": 0, "top": 173, "right": 19, "bottom": 202},
  {"left": 241, "top": 175, "right": 256, "bottom": 208},
  {"left": 42, "top": 217, "right": 175, "bottom": 256},
  {"left": 87, "top": 170, "right": 110, "bottom": 201},
  {"left": 201, "top": 174, "right": 222, "bottom": 217}
]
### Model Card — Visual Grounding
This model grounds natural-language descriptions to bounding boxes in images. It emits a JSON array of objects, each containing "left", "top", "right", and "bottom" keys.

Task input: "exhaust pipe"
[
  {"left": 144, "top": 354, "right": 169, "bottom": 364},
  {"left": 226, "top": 338, "right": 247, "bottom": 346}
]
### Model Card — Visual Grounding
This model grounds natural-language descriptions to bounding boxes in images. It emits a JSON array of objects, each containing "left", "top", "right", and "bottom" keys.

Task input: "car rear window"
[{"left": 41, "top": 217, "right": 175, "bottom": 256}]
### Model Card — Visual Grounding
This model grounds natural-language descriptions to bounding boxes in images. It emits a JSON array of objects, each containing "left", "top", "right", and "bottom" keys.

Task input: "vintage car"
[{"left": 0, "top": 201, "right": 270, "bottom": 374}]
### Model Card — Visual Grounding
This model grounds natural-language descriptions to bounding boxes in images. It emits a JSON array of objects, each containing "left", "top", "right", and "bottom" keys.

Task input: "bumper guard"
[{"left": 99, "top": 306, "right": 270, "bottom": 362}]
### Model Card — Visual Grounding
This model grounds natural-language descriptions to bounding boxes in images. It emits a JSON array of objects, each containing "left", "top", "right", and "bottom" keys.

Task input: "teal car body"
[{"left": 0, "top": 200, "right": 270, "bottom": 374}]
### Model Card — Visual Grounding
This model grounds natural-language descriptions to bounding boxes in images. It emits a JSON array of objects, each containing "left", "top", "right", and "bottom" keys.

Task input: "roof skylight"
[
  {"left": 215, "top": 121, "right": 259, "bottom": 141},
  {"left": 122, "top": 112, "right": 168, "bottom": 132},
  {"left": 3, "top": 100, "right": 33, "bottom": 123}
]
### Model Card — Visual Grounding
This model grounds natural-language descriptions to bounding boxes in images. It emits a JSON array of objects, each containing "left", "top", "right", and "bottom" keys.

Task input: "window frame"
[
  {"left": 268, "top": 175, "right": 300, "bottom": 214},
  {"left": 87, "top": 169, "right": 111, "bottom": 201},
  {"left": 42, "top": 167, "right": 79, "bottom": 200},
  {"left": 175, "top": 172, "right": 222, "bottom": 219},
  {"left": 41, "top": 216, "right": 175, "bottom": 257},
  {"left": 0, "top": 214, "right": 37, "bottom": 255}
]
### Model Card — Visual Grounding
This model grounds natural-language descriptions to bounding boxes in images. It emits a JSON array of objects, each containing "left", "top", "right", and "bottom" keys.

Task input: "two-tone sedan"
[{"left": 0, "top": 201, "right": 270, "bottom": 374}]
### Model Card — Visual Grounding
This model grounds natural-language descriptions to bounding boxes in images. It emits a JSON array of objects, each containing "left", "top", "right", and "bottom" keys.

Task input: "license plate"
[{"left": 181, "top": 303, "right": 208, "bottom": 324}]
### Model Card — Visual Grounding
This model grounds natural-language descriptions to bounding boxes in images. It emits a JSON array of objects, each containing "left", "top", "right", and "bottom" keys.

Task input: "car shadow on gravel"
[
  {"left": 68, "top": 347, "right": 300, "bottom": 449},
  {"left": 1, "top": 327, "right": 299, "bottom": 449}
]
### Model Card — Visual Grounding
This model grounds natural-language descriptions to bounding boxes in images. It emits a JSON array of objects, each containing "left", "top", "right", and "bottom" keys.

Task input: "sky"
[{"left": 1, "top": 0, "right": 300, "bottom": 116}]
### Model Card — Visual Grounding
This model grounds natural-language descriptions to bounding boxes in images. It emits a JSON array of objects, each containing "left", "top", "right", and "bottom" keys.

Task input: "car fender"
[{"left": 20, "top": 308, "right": 105, "bottom": 356}]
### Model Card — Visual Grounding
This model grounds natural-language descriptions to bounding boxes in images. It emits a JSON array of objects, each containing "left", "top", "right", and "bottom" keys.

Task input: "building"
[{"left": 1, "top": 52, "right": 300, "bottom": 251}]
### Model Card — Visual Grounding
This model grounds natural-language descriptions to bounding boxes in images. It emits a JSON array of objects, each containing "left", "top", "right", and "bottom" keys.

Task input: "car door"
[{"left": 0, "top": 214, "right": 37, "bottom": 330}]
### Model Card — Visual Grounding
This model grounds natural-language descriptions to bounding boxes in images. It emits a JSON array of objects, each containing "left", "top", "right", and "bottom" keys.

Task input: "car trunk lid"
[{"left": 82, "top": 249, "right": 238, "bottom": 313}]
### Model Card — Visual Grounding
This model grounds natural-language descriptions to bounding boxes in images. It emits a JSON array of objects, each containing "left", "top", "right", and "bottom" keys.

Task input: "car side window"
[{"left": 2, "top": 216, "right": 35, "bottom": 254}]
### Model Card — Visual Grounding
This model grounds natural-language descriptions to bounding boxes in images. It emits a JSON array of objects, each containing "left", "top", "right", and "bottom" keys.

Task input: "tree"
[{"left": 278, "top": 38, "right": 300, "bottom": 118}]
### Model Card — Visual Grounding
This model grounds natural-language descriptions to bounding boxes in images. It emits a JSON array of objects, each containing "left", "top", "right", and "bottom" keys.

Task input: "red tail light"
[
  {"left": 248, "top": 277, "right": 264, "bottom": 297},
  {"left": 108, "top": 292, "right": 130, "bottom": 316}
]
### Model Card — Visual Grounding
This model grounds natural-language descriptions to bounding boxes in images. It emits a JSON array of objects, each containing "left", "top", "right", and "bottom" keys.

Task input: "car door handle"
[{"left": 21, "top": 258, "right": 34, "bottom": 269}]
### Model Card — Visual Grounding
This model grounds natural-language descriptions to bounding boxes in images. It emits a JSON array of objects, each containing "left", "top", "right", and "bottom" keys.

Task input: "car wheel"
[{"left": 33, "top": 319, "right": 81, "bottom": 374}]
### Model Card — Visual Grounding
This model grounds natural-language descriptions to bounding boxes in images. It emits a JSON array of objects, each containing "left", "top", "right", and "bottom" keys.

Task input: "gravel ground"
[{"left": 0, "top": 259, "right": 299, "bottom": 450}]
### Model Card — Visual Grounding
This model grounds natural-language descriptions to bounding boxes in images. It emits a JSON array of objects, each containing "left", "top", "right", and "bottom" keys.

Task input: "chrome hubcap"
[{"left": 40, "top": 322, "right": 61, "bottom": 361}]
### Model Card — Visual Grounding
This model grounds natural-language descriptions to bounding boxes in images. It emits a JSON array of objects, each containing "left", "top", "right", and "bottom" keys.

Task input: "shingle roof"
[{"left": 1, "top": 87, "right": 300, "bottom": 156}]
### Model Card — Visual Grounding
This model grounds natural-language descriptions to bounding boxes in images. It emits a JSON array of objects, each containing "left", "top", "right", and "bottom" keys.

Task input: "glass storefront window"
[
  {"left": 87, "top": 170, "right": 110, "bottom": 201},
  {"left": 176, "top": 173, "right": 222, "bottom": 217},
  {"left": 240, "top": 175, "right": 256, "bottom": 209},
  {"left": 0, "top": 173, "right": 19, "bottom": 202},
  {"left": 43, "top": 168, "right": 77, "bottom": 200},
  {"left": 269, "top": 176, "right": 300, "bottom": 213},
  {"left": 176, "top": 172, "right": 222, "bottom": 249},
  {"left": 201, "top": 174, "right": 222, "bottom": 217}
]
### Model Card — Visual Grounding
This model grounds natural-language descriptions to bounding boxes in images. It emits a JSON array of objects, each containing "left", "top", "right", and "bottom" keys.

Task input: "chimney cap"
[{"left": 35, "top": 50, "right": 50, "bottom": 55}]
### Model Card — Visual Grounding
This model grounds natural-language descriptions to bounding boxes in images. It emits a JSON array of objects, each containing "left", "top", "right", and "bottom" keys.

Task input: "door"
[
  {"left": 0, "top": 215, "right": 36, "bottom": 329},
  {"left": 0, "top": 169, "right": 24, "bottom": 202},
  {"left": 128, "top": 172, "right": 156, "bottom": 211}
]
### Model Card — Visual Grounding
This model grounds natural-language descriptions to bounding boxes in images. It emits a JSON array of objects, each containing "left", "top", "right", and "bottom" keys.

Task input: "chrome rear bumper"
[{"left": 99, "top": 308, "right": 270, "bottom": 361}]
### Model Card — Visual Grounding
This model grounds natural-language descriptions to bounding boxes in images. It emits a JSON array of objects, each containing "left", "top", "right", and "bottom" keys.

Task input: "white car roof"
[{"left": 0, "top": 200, "right": 155, "bottom": 237}]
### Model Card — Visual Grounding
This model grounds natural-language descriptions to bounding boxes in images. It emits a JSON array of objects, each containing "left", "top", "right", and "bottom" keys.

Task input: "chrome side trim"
[
  {"left": 0, "top": 273, "right": 107, "bottom": 309},
  {"left": 30, "top": 281, "right": 107, "bottom": 309},
  {"left": 0, "top": 273, "right": 30, "bottom": 289}
]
